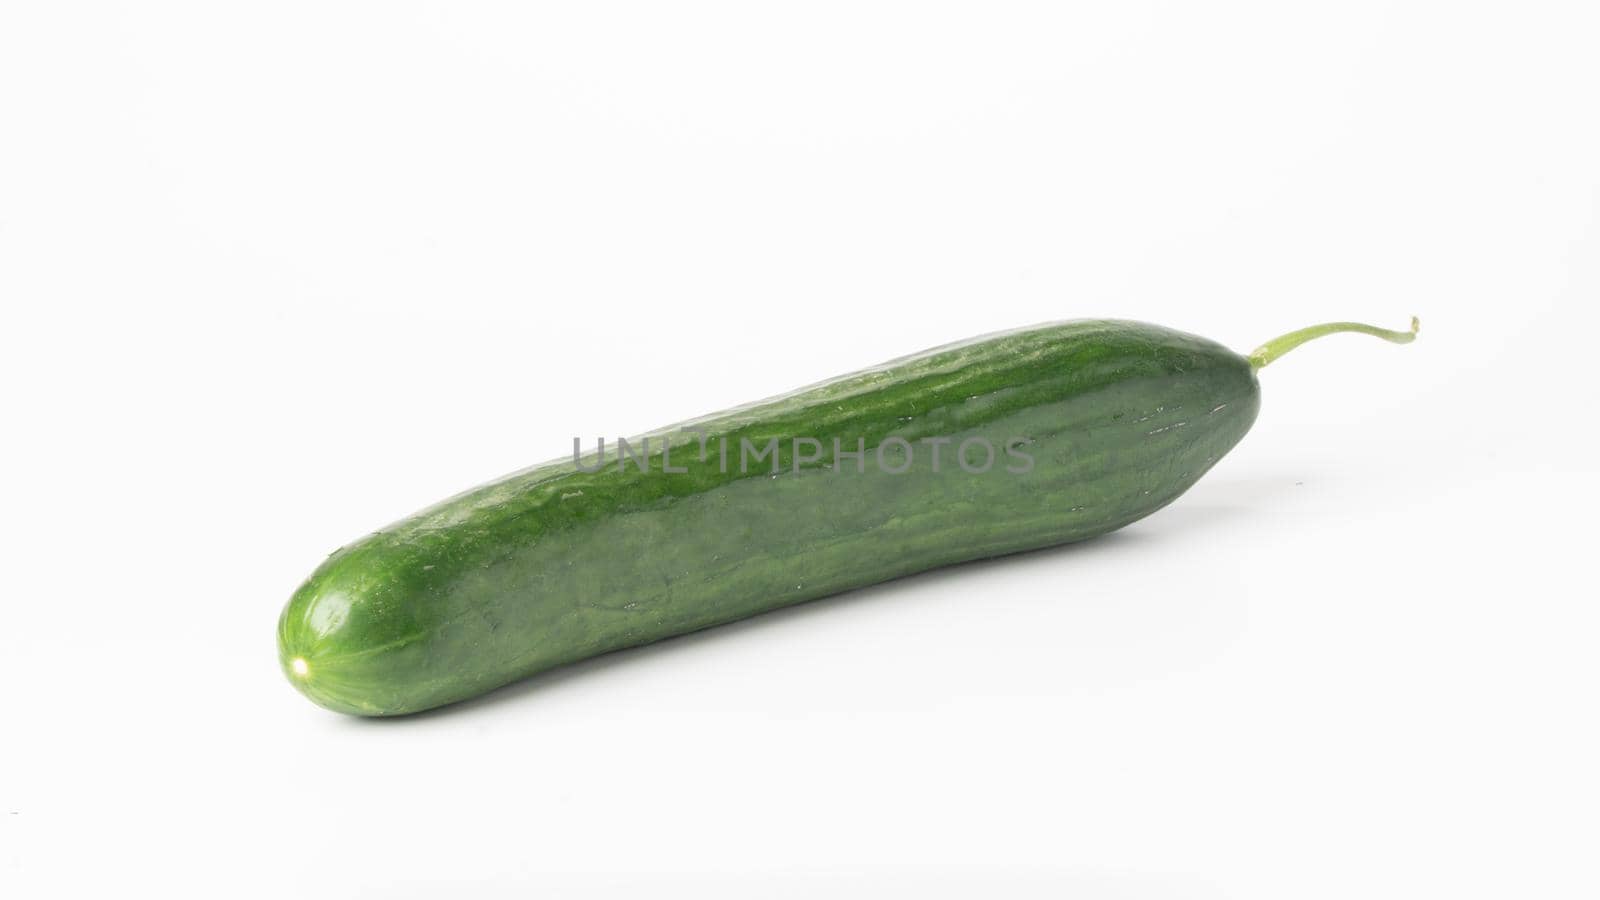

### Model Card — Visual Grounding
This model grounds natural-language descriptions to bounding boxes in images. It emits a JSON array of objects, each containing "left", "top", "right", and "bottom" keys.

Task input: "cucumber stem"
[{"left": 1248, "top": 316, "right": 1420, "bottom": 370}]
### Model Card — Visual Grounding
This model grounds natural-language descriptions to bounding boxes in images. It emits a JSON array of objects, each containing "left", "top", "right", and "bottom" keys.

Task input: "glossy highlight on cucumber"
[{"left": 278, "top": 317, "right": 1418, "bottom": 715}]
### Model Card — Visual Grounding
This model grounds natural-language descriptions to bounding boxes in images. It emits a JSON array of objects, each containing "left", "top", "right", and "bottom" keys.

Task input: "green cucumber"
[{"left": 278, "top": 317, "right": 1418, "bottom": 715}]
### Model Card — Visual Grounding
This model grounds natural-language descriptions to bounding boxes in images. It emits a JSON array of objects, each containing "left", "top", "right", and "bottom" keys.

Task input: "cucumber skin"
[{"left": 278, "top": 320, "right": 1260, "bottom": 715}]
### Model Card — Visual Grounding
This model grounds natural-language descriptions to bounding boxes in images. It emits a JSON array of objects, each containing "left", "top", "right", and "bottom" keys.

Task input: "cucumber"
[{"left": 278, "top": 317, "right": 1417, "bottom": 715}]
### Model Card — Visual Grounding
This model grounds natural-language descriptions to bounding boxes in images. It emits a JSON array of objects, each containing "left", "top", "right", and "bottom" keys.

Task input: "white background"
[{"left": 3, "top": 2, "right": 1597, "bottom": 897}]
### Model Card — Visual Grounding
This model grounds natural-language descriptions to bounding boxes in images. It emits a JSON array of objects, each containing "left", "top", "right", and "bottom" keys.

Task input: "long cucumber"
[{"left": 278, "top": 317, "right": 1417, "bottom": 715}]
